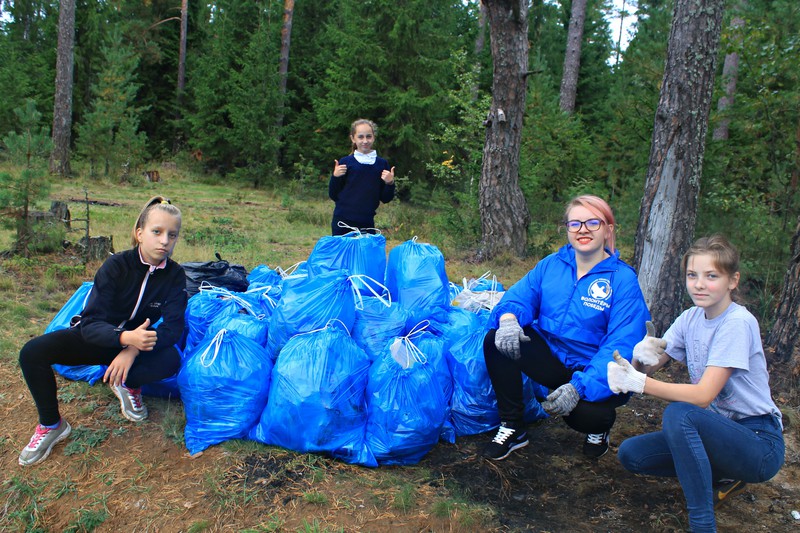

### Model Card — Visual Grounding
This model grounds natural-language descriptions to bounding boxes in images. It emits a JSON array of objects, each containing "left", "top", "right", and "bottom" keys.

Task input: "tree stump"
[
  {"left": 78, "top": 235, "right": 114, "bottom": 261},
  {"left": 50, "top": 201, "right": 71, "bottom": 229}
]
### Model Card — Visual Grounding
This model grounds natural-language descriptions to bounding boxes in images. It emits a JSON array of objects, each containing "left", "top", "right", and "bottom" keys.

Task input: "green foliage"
[
  {"left": 0, "top": 100, "right": 53, "bottom": 256},
  {"left": 75, "top": 28, "right": 148, "bottom": 179},
  {"left": 519, "top": 69, "right": 602, "bottom": 215},
  {"left": 311, "top": 0, "right": 473, "bottom": 182},
  {"left": 0, "top": 2, "right": 57, "bottom": 137}
]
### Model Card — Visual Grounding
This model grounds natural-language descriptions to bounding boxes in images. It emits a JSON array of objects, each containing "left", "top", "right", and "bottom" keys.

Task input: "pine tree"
[
  {"left": 0, "top": 100, "right": 53, "bottom": 256},
  {"left": 75, "top": 28, "right": 148, "bottom": 179}
]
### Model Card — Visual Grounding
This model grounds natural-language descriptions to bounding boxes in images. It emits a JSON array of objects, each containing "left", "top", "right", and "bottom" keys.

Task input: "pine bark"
[
  {"left": 50, "top": 0, "right": 76, "bottom": 176},
  {"left": 633, "top": 0, "right": 726, "bottom": 333},
  {"left": 766, "top": 216, "right": 800, "bottom": 364},
  {"left": 276, "top": 0, "right": 295, "bottom": 132},
  {"left": 559, "top": 0, "right": 587, "bottom": 113},
  {"left": 712, "top": 9, "right": 745, "bottom": 141},
  {"left": 177, "top": 0, "right": 188, "bottom": 103},
  {"left": 478, "top": 0, "right": 531, "bottom": 260}
]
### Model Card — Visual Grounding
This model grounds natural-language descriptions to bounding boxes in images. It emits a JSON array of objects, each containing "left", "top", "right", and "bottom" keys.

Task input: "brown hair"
[
  {"left": 563, "top": 194, "right": 617, "bottom": 253},
  {"left": 350, "top": 119, "right": 377, "bottom": 152},
  {"left": 131, "top": 196, "right": 182, "bottom": 247},
  {"left": 681, "top": 234, "right": 740, "bottom": 278}
]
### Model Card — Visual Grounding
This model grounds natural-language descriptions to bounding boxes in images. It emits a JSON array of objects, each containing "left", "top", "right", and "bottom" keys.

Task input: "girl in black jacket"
[{"left": 18, "top": 196, "right": 187, "bottom": 466}]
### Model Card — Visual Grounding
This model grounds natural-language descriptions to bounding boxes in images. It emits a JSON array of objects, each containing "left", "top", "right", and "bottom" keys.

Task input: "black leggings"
[
  {"left": 19, "top": 327, "right": 181, "bottom": 426},
  {"left": 483, "top": 326, "right": 628, "bottom": 434}
]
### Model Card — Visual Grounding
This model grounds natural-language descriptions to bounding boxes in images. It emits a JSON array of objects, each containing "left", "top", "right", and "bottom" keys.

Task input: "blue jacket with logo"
[{"left": 489, "top": 244, "right": 650, "bottom": 402}]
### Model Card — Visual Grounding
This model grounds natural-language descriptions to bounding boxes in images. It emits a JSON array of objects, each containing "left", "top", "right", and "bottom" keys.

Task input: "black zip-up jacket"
[{"left": 79, "top": 247, "right": 187, "bottom": 350}]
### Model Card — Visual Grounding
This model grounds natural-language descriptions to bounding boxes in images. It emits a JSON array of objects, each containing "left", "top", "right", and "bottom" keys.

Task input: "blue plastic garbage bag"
[
  {"left": 247, "top": 264, "right": 282, "bottom": 287},
  {"left": 351, "top": 295, "right": 408, "bottom": 360},
  {"left": 242, "top": 284, "right": 281, "bottom": 318},
  {"left": 178, "top": 329, "right": 272, "bottom": 455},
  {"left": 426, "top": 306, "right": 485, "bottom": 353},
  {"left": 384, "top": 237, "right": 450, "bottom": 324},
  {"left": 266, "top": 269, "right": 356, "bottom": 359},
  {"left": 249, "top": 322, "right": 376, "bottom": 467},
  {"left": 406, "top": 327, "right": 456, "bottom": 443},
  {"left": 184, "top": 286, "right": 259, "bottom": 352},
  {"left": 365, "top": 337, "right": 448, "bottom": 465},
  {"left": 206, "top": 312, "right": 268, "bottom": 347},
  {"left": 447, "top": 328, "right": 499, "bottom": 436},
  {"left": 45, "top": 282, "right": 107, "bottom": 385},
  {"left": 307, "top": 231, "right": 387, "bottom": 283}
]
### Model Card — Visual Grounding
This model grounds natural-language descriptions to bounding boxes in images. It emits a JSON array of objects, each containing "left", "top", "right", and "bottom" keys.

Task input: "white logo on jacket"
[{"left": 581, "top": 278, "right": 612, "bottom": 311}]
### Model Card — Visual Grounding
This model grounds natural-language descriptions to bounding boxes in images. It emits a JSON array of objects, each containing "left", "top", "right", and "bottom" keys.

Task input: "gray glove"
[
  {"left": 494, "top": 315, "right": 531, "bottom": 359},
  {"left": 541, "top": 383, "right": 580, "bottom": 416}
]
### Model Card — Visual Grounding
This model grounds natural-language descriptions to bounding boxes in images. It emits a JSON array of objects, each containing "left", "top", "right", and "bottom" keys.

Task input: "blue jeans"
[{"left": 618, "top": 402, "right": 785, "bottom": 533}]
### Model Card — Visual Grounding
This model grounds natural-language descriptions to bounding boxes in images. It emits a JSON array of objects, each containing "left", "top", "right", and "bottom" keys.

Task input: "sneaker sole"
[
  {"left": 486, "top": 440, "right": 529, "bottom": 461},
  {"left": 18, "top": 424, "right": 72, "bottom": 467},
  {"left": 584, "top": 446, "right": 609, "bottom": 459},
  {"left": 714, "top": 483, "right": 747, "bottom": 508},
  {"left": 111, "top": 386, "right": 148, "bottom": 422}
]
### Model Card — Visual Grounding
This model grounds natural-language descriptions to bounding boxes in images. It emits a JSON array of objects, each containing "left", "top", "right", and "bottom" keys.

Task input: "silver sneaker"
[
  {"left": 110, "top": 382, "right": 148, "bottom": 422},
  {"left": 18, "top": 420, "right": 72, "bottom": 466}
]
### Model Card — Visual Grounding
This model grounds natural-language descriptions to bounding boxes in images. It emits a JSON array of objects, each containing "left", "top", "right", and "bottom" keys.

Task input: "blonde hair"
[
  {"left": 131, "top": 196, "right": 182, "bottom": 247},
  {"left": 350, "top": 119, "right": 377, "bottom": 152},
  {"left": 563, "top": 195, "right": 617, "bottom": 253}
]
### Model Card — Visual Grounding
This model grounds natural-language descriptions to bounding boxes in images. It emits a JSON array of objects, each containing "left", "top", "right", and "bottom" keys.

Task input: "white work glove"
[
  {"left": 494, "top": 315, "right": 531, "bottom": 360},
  {"left": 541, "top": 383, "right": 580, "bottom": 416},
  {"left": 607, "top": 351, "right": 647, "bottom": 394},
  {"left": 633, "top": 320, "right": 667, "bottom": 366}
]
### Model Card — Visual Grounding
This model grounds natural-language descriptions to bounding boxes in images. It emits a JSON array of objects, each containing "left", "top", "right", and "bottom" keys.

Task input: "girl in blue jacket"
[
  {"left": 329, "top": 119, "right": 396, "bottom": 235},
  {"left": 483, "top": 195, "right": 650, "bottom": 460},
  {"left": 18, "top": 196, "right": 187, "bottom": 466}
]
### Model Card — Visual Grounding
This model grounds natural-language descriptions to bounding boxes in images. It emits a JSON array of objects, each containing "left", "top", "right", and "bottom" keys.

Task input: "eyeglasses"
[{"left": 565, "top": 219, "right": 604, "bottom": 233}]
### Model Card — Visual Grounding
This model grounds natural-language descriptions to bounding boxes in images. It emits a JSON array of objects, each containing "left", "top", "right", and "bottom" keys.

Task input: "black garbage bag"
[{"left": 182, "top": 253, "right": 249, "bottom": 297}]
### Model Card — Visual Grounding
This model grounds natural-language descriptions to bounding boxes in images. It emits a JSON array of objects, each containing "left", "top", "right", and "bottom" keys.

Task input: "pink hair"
[{"left": 564, "top": 195, "right": 616, "bottom": 253}]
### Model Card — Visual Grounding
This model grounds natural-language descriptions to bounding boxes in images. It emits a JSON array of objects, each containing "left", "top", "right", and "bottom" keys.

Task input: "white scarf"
[{"left": 353, "top": 150, "right": 377, "bottom": 165}]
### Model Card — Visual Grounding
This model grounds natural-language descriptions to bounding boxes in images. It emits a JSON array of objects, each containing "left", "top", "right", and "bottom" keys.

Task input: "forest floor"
[{"left": 2, "top": 318, "right": 799, "bottom": 532}]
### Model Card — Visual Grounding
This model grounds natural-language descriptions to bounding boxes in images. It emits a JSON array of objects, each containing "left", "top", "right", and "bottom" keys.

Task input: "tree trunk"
[
  {"left": 633, "top": 0, "right": 725, "bottom": 334},
  {"left": 766, "top": 216, "right": 800, "bottom": 365},
  {"left": 478, "top": 0, "right": 530, "bottom": 260},
  {"left": 559, "top": 0, "right": 587, "bottom": 114},
  {"left": 275, "top": 0, "right": 295, "bottom": 133},
  {"left": 49, "top": 0, "right": 76, "bottom": 176},
  {"left": 712, "top": 8, "right": 745, "bottom": 141},
  {"left": 177, "top": 0, "right": 188, "bottom": 105}
]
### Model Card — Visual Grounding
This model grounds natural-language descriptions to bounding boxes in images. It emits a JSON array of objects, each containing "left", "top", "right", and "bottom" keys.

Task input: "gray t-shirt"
[{"left": 664, "top": 302, "right": 782, "bottom": 425}]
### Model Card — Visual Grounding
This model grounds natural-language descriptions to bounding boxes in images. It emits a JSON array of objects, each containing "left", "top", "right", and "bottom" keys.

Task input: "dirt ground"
[{"left": 2, "top": 349, "right": 799, "bottom": 532}]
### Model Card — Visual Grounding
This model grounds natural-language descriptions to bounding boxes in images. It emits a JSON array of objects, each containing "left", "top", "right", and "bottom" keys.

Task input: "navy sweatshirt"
[
  {"left": 328, "top": 154, "right": 395, "bottom": 226},
  {"left": 79, "top": 248, "right": 188, "bottom": 350}
]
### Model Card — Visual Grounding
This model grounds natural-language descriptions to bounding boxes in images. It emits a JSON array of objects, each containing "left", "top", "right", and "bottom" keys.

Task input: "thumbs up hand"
[
  {"left": 123, "top": 318, "right": 158, "bottom": 352},
  {"left": 333, "top": 159, "right": 347, "bottom": 177},
  {"left": 381, "top": 166, "right": 396, "bottom": 184},
  {"left": 632, "top": 320, "right": 667, "bottom": 366}
]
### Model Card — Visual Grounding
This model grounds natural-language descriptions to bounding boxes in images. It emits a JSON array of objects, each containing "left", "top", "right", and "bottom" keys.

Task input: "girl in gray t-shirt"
[{"left": 607, "top": 235, "right": 784, "bottom": 533}]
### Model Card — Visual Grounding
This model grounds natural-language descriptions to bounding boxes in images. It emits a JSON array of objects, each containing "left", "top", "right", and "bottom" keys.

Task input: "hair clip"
[{"left": 160, "top": 199, "right": 171, "bottom": 205}]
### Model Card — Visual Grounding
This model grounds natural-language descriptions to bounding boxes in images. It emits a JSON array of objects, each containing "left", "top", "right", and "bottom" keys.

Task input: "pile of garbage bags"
[{"left": 46, "top": 231, "right": 547, "bottom": 466}]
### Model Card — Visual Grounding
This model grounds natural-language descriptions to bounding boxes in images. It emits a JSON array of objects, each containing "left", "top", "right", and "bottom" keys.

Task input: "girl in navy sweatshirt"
[
  {"left": 18, "top": 196, "right": 187, "bottom": 466},
  {"left": 329, "top": 119, "right": 396, "bottom": 235}
]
